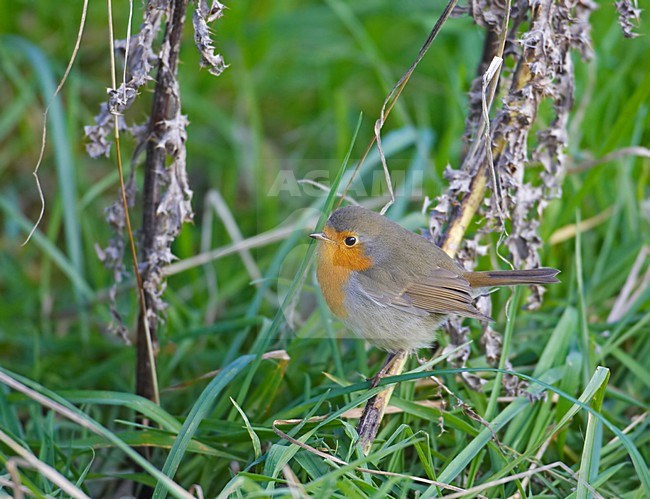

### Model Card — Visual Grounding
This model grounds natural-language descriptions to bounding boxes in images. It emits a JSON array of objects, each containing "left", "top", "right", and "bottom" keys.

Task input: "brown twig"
[
  {"left": 356, "top": 350, "right": 408, "bottom": 454},
  {"left": 136, "top": 0, "right": 188, "bottom": 405},
  {"left": 353, "top": 0, "right": 471, "bottom": 455},
  {"left": 356, "top": 0, "right": 594, "bottom": 454},
  {"left": 356, "top": 1, "right": 508, "bottom": 454},
  {"left": 105, "top": 0, "right": 158, "bottom": 407}
]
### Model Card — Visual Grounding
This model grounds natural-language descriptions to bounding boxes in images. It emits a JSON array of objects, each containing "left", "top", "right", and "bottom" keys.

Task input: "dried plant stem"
[
  {"left": 357, "top": 350, "right": 408, "bottom": 454},
  {"left": 356, "top": 0, "right": 515, "bottom": 454},
  {"left": 4, "top": 460, "right": 25, "bottom": 499},
  {"left": 440, "top": 165, "right": 488, "bottom": 255},
  {"left": 115, "top": 129, "right": 158, "bottom": 405},
  {"left": 105, "top": 0, "right": 158, "bottom": 406},
  {"left": 356, "top": 164, "right": 490, "bottom": 454},
  {"left": 353, "top": 0, "right": 465, "bottom": 454},
  {"left": 358, "top": 0, "right": 585, "bottom": 451},
  {"left": 112, "top": 114, "right": 155, "bottom": 404},
  {"left": 449, "top": 461, "right": 602, "bottom": 499},
  {"left": 137, "top": 0, "right": 188, "bottom": 404},
  {"left": 356, "top": 37, "right": 503, "bottom": 459}
]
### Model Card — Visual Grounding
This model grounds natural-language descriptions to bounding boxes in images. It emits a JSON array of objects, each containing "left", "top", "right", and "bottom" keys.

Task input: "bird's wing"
[{"left": 354, "top": 267, "right": 492, "bottom": 321}]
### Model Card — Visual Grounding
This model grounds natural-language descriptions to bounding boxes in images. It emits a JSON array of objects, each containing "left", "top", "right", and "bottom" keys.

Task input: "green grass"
[{"left": 0, "top": 0, "right": 649, "bottom": 497}]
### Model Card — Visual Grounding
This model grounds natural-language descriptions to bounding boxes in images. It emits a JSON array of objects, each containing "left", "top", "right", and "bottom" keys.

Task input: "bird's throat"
[{"left": 315, "top": 234, "right": 372, "bottom": 318}]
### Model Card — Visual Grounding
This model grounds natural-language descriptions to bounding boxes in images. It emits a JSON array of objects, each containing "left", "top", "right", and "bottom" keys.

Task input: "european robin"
[{"left": 310, "top": 206, "right": 559, "bottom": 352}]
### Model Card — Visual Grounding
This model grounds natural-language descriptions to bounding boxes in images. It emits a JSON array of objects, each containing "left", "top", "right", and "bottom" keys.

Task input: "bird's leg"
[{"left": 367, "top": 351, "right": 399, "bottom": 388}]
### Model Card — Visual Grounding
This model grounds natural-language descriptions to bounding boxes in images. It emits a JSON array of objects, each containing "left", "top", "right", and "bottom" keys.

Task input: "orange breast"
[{"left": 315, "top": 227, "right": 372, "bottom": 319}]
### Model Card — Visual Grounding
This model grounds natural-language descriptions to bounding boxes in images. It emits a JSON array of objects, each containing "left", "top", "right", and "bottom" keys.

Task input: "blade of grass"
[
  {"left": 230, "top": 397, "right": 262, "bottom": 460},
  {"left": 485, "top": 286, "right": 522, "bottom": 421},
  {"left": 575, "top": 209, "right": 594, "bottom": 382},
  {"left": 610, "top": 347, "right": 650, "bottom": 389},
  {"left": 0, "top": 429, "right": 89, "bottom": 499},
  {"left": 534, "top": 307, "right": 579, "bottom": 376},
  {"left": 577, "top": 368, "right": 609, "bottom": 498},
  {"left": 0, "top": 368, "right": 192, "bottom": 499},
  {"left": 59, "top": 390, "right": 182, "bottom": 432},
  {"left": 556, "top": 351, "right": 584, "bottom": 457},
  {"left": 0, "top": 45, "right": 37, "bottom": 144},
  {"left": 67, "top": 429, "right": 240, "bottom": 460},
  {"left": 152, "top": 354, "right": 255, "bottom": 499},
  {"left": 5, "top": 36, "right": 87, "bottom": 338},
  {"left": 0, "top": 196, "right": 93, "bottom": 299},
  {"left": 232, "top": 114, "right": 363, "bottom": 409},
  {"left": 325, "top": 0, "right": 410, "bottom": 125}
]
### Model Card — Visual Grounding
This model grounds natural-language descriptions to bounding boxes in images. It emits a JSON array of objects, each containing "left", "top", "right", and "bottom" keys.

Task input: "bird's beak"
[{"left": 309, "top": 232, "right": 332, "bottom": 243}]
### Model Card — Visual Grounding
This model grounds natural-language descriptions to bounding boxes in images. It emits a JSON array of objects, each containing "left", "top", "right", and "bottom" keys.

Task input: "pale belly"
[{"left": 342, "top": 288, "right": 444, "bottom": 352}]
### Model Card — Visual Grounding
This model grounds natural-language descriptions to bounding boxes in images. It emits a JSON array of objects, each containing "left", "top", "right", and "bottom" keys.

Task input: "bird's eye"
[{"left": 344, "top": 236, "right": 357, "bottom": 247}]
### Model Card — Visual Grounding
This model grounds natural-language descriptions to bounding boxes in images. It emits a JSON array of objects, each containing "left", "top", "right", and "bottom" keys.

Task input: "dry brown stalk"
[
  {"left": 356, "top": 350, "right": 408, "bottom": 454},
  {"left": 87, "top": 1, "right": 228, "bottom": 411},
  {"left": 136, "top": 0, "right": 190, "bottom": 404},
  {"left": 356, "top": 0, "right": 597, "bottom": 455}
]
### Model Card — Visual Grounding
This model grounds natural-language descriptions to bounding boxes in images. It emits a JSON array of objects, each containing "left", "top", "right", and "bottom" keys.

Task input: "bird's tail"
[{"left": 464, "top": 268, "right": 560, "bottom": 289}]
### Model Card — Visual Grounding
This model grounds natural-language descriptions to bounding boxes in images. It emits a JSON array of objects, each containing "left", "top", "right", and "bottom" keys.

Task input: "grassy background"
[{"left": 0, "top": 0, "right": 649, "bottom": 497}]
